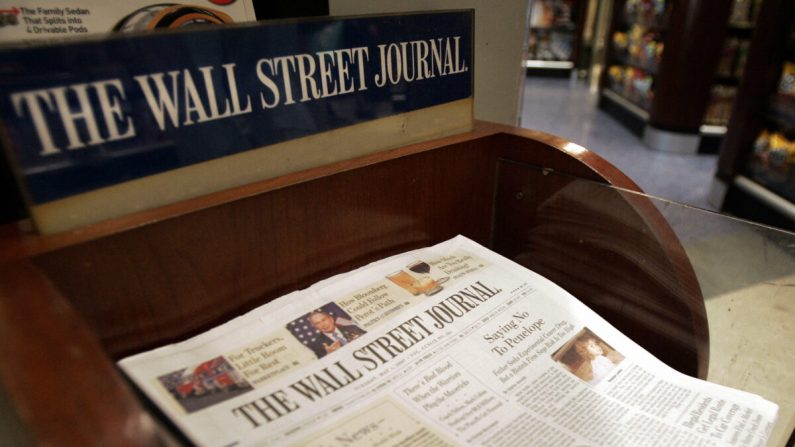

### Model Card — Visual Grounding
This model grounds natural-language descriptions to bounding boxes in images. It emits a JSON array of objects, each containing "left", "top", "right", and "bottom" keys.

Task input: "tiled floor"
[
  {"left": 520, "top": 76, "right": 794, "bottom": 446},
  {"left": 520, "top": 77, "right": 719, "bottom": 210}
]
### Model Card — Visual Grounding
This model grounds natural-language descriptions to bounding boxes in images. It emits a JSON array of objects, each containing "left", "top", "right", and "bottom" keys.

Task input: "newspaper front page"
[{"left": 119, "top": 236, "right": 779, "bottom": 446}]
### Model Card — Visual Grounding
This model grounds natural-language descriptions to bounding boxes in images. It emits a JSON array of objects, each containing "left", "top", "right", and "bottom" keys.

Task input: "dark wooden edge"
[{"left": 0, "top": 260, "right": 179, "bottom": 446}]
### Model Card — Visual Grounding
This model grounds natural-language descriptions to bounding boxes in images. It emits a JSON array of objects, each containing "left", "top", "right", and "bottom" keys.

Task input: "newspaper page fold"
[{"left": 119, "top": 235, "right": 778, "bottom": 447}]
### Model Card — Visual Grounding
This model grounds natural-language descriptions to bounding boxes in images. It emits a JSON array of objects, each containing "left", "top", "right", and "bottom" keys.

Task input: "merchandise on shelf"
[
  {"left": 632, "top": 25, "right": 662, "bottom": 71},
  {"left": 607, "top": 65, "right": 654, "bottom": 109},
  {"left": 530, "top": 0, "right": 571, "bottom": 28},
  {"left": 624, "top": 0, "right": 668, "bottom": 29},
  {"left": 704, "top": 85, "right": 737, "bottom": 125},
  {"left": 606, "top": 1, "right": 665, "bottom": 109},
  {"left": 778, "top": 62, "right": 795, "bottom": 96},
  {"left": 527, "top": 0, "right": 577, "bottom": 61},
  {"left": 734, "top": 39, "right": 751, "bottom": 78},
  {"left": 612, "top": 25, "right": 663, "bottom": 72},
  {"left": 747, "top": 64, "right": 795, "bottom": 198},
  {"left": 716, "top": 36, "right": 751, "bottom": 80},
  {"left": 530, "top": 2, "right": 552, "bottom": 28},
  {"left": 717, "top": 38, "right": 741, "bottom": 78},
  {"left": 528, "top": 30, "right": 574, "bottom": 61},
  {"left": 749, "top": 130, "right": 795, "bottom": 199},
  {"left": 613, "top": 31, "right": 629, "bottom": 52},
  {"left": 770, "top": 62, "right": 795, "bottom": 124},
  {"left": 729, "top": 0, "right": 762, "bottom": 28}
]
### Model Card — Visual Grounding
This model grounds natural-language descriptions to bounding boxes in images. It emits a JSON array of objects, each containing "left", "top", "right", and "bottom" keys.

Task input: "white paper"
[{"left": 119, "top": 236, "right": 779, "bottom": 446}]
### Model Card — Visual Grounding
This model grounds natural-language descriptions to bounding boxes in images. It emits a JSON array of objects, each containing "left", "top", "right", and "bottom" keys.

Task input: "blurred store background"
[{"left": 521, "top": 0, "right": 795, "bottom": 232}]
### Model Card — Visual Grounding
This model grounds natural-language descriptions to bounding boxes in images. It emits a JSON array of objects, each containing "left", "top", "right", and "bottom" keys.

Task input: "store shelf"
[
  {"left": 601, "top": 0, "right": 667, "bottom": 137},
  {"left": 601, "top": 90, "right": 730, "bottom": 138},
  {"left": 734, "top": 175, "right": 795, "bottom": 222},
  {"left": 524, "top": 60, "right": 575, "bottom": 69},
  {"left": 526, "top": 0, "right": 588, "bottom": 77},
  {"left": 700, "top": 124, "right": 728, "bottom": 136},
  {"left": 602, "top": 88, "right": 650, "bottom": 121},
  {"left": 715, "top": 0, "right": 795, "bottom": 229},
  {"left": 601, "top": 0, "right": 742, "bottom": 155}
]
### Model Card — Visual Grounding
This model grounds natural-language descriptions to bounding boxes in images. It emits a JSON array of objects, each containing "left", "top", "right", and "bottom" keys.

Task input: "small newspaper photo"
[{"left": 119, "top": 235, "right": 779, "bottom": 446}]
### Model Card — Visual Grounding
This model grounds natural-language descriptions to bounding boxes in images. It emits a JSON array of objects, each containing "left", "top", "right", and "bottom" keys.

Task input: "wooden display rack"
[{"left": 0, "top": 122, "right": 707, "bottom": 445}]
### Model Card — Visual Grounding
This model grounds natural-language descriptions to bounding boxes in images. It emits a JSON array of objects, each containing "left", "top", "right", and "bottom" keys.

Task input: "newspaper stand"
[{"left": 0, "top": 122, "right": 707, "bottom": 446}]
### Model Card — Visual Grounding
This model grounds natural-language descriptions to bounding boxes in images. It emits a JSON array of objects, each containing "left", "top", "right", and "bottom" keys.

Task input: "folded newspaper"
[{"left": 119, "top": 236, "right": 778, "bottom": 446}]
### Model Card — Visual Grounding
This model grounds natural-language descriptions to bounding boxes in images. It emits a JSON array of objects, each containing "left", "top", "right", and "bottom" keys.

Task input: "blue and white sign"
[{"left": 0, "top": 11, "right": 472, "bottom": 205}]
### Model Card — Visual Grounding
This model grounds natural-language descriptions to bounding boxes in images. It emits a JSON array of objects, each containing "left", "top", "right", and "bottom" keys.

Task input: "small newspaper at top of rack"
[{"left": 119, "top": 236, "right": 778, "bottom": 447}]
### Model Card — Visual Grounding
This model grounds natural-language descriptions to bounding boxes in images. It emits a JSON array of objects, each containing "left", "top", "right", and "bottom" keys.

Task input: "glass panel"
[
  {"left": 628, "top": 186, "right": 794, "bottom": 446},
  {"left": 500, "top": 165, "right": 794, "bottom": 446}
]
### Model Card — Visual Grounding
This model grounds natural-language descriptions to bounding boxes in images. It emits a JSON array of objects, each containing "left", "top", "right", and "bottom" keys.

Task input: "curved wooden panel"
[
  {"left": 0, "top": 261, "right": 178, "bottom": 446},
  {"left": 492, "top": 160, "right": 706, "bottom": 378}
]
